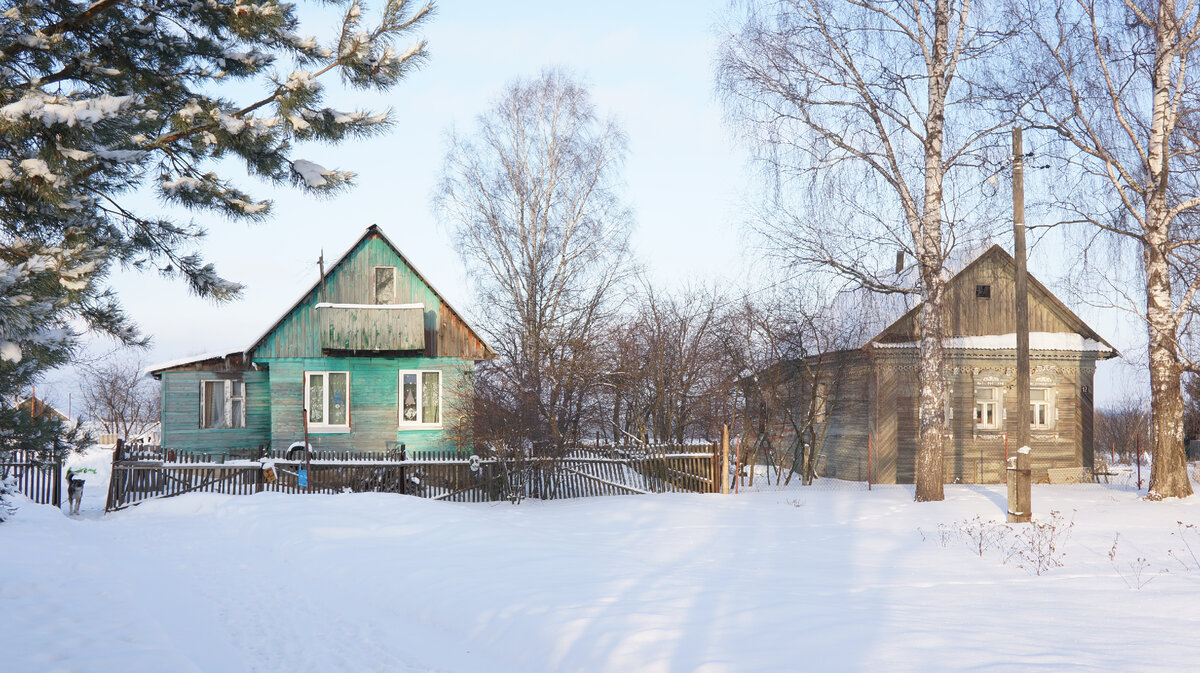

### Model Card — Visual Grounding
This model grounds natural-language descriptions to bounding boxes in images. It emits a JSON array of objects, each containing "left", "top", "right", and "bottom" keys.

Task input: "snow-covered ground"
[{"left": 3, "top": 462, "right": 1199, "bottom": 673}]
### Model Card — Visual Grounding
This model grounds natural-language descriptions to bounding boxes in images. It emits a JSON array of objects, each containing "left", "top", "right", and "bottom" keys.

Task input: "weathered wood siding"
[
  {"left": 259, "top": 356, "right": 474, "bottom": 453},
  {"left": 812, "top": 351, "right": 872, "bottom": 479},
  {"left": 876, "top": 248, "right": 1106, "bottom": 344},
  {"left": 862, "top": 348, "right": 1101, "bottom": 484},
  {"left": 318, "top": 305, "right": 425, "bottom": 351},
  {"left": 256, "top": 234, "right": 489, "bottom": 360},
  {"left": 160, "top": 369, "right": 270, "bottom": 451}
]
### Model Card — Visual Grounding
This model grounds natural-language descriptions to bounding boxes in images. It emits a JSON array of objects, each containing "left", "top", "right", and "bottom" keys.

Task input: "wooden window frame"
[
  {"left": 305, "top": 371, "right": 351, "bottom": 433},
  {"left": 1030, "top": 387, "right": 1054, "bottom": 429},
  {"left": 398, "top": 369, "right": 442, "bottom": 429},
  {"left": 373, "top": 265, "right": 397, "bottom": 305},
  {"left": 974, "top": 386, "right": 1002, "bottom": 430},
  {"left": 199, "top": 380, "right": 246, "bottom": 430}
]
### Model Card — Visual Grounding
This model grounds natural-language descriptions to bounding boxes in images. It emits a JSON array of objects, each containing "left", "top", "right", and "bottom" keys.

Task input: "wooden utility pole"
[
  {"left": 1008, "top": 126, "right": 1033, "bottom": 523},
  {"left": 1013, "top": 127, "right": 1031, "bottom": 452},
  {"left": 318, "top": 251, "right": 326, "bottom": 303},
  {"left": 1007, "top": 448, "right": 1032, "bottom": 523}
]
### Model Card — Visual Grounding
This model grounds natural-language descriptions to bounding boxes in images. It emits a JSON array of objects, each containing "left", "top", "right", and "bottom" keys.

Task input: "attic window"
[
  {"left": 374, "top": 266, "right": 396, "bottom": 304},
  {"left": 975, "top": 284, "right": 991, "bottom": 299}
]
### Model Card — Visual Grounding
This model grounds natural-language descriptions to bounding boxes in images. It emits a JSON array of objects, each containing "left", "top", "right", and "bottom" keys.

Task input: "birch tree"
[
  {"left": 718, "top": 0, "right": 1013, "bottom": 500},
  {"left": 1018, "top": 0, "right": 1199, "bottom": 498},
  {"left": 435, "top": 71, "right": 633, "bottom": 449}
]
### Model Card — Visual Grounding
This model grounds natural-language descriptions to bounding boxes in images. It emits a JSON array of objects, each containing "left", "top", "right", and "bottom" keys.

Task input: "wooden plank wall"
[
  {"left": 876, "top": 249, "right": 1098, "bottom": 343},
  {"left": 160, "top": 369, "right": 270, "bottom": 452},
  {"left": 263, "top": 356, "right": 474, "bottom": 453},
  {"left": 869, "top": 350, "right": 1098, "bottom": 484},
  {"left": 255, "top": 234, "right": 489, "bottom": 360}
]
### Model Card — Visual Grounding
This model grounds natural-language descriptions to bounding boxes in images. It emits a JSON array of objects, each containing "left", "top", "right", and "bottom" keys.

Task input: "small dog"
[{"left": 66, "top": 469, "right": 84, "bottom": 515}]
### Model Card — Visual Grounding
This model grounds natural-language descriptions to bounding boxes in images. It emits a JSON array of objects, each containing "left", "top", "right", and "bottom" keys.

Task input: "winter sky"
[{"left": 41, "top": 0, "right": 1144, "bottom": 410}]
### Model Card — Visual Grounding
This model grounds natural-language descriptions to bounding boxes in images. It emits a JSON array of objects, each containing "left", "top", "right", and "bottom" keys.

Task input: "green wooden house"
[{"left": 148, "top": 225, "right": 493, "bottom": 454}]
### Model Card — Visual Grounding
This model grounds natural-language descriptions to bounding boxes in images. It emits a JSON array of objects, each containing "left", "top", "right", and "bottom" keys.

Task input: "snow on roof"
[
  {"left": 144, "top": 351, "right": 241, "bottom": 376},
  {"left": 871, "top": 332, "right": 1114, "bottom": 352}
]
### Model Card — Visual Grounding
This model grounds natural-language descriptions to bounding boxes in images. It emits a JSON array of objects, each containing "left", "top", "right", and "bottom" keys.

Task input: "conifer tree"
[{"left": 0, "top": 1, "right": 432, "bottom": 469}]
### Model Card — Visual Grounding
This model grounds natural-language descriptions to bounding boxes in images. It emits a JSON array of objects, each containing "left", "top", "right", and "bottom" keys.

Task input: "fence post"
[
  {"left": 867, "top": 434, "right": 872, "bottom": 491},
  {"left": 104, "top": 439, "right": 124, "bottom": 512},
  {"left": 399, "top": 444, "right": 407, "bottom": 495},
  {"left": 1136, "top": 438, "right": 1142, "bottom": 490},
  {"left": 720, "top": 425, "right": 730, "bottom": 494},
  {"left": 53, "top": 451, "right": 63, "bottom": 507}
]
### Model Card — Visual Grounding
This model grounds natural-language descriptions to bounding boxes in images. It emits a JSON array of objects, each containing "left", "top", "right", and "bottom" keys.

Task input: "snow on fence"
[
  {"left": 105, "top": 442, "right": 720, "bottom": 511},
  {"left": 1, "top": 449, "right": 63, "bottom": 506}
]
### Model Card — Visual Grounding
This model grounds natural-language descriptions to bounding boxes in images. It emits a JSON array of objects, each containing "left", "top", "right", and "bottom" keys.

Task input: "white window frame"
[
  {"left": 305, "top": 371, "right": 351, "bottom": 433},
  {"left": 373, "top": 265, "right": 397, "bottom": 305},
  {"left": 1030, "top": 387, "right": 1054, "bottom": 429},
  {"left": 974, "top": 386, "right": 1002, "bottom": 430},
  {"left": 199, "top": 380, "right": 246, "bottom": 430},
  {"left": 398, "top": 369, "right": 442, "bottom": 429}
]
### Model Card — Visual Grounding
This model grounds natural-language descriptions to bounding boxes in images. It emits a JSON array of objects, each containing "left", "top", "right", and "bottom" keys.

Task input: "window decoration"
[
  {"left": 1030, "top": 388, "right": 1053, "bottom": 428},
  {"left": 974, "top": 387, "right": 1001, "bottom": 430},
  {"left": 306, "top": 371, "right": 350, "bottom": 431},
  {"left": 399, "top": 370, "right": 441, "bottom": 427}
]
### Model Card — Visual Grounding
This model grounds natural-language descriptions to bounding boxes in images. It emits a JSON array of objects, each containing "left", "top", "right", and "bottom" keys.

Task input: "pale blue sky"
[{"left": 40, "top": 0, "right": 1143, "bottom": 411}]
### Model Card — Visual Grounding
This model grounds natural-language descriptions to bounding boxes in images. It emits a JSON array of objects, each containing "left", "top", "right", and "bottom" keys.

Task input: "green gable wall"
[
  {"left": 160, "top": 369, "right": 271, "bottom": 451},
  {"left": 257, "top": 236, "right": 449, "bottom": 359},
  {"left": 258, "top": 356, "right": 473, "bottom": 453}
]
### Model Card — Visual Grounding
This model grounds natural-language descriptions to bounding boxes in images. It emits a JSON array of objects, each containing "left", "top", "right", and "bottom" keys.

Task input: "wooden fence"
[
  {"left": 105, "top": 443, "right": 721, "bottom": 511},
  {"left": 0, "top": 450, "right": 63, "bottom": 507}
]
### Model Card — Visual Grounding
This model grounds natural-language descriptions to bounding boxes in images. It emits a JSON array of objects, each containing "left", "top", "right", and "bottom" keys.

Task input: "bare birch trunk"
[
  {"left": 1142, "top": 13, "right": 1194, "bottom": 500},
  {"left": 914, "top": 0, "right": 950, "bottom": 501},
  {"left": 1145, "top": 236, "right": 1193, "bottom": 498}
]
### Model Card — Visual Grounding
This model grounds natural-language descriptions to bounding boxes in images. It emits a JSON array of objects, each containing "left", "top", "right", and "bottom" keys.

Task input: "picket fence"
[
  {"left": 105, "top": 443, "right": 721, "bottom": 511},
  {"left": 0, "top": 450, "right": 62, "bottom": 507}
]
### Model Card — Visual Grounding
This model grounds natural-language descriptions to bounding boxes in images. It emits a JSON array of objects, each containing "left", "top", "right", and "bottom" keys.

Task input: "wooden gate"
[{"left": 0, "top": 450, "right": 63, "bottom": 507}]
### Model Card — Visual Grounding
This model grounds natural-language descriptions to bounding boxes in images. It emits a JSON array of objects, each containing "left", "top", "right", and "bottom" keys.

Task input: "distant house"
[
  {"left": 752, "top": 245, "right": 1118, "bottom": 484},
  {"left": 148, "top": 225, "right": 494, "bottom": 454},
  {"left": 17, "top": 395, "right": 69, "bottom": 422}
]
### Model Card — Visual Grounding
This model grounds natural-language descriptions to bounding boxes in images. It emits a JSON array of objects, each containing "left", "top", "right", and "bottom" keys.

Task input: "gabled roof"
[
  {"left": 866, "top": 244, "right": 1117, "bottom": 355},
  {"left": 18, "top": 395, "right": 69, "bottom": 421},
  {"left": 243, "top": 225, "right": 494, "bottom": 359},
  {"left": 149, "top": 225, "right": 494, "bottom": 375}
]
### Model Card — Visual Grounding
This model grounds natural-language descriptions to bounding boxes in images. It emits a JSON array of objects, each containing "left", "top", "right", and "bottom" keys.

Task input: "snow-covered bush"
[{"left": 0, "top": 474, "right": 18, "bottom": 522}]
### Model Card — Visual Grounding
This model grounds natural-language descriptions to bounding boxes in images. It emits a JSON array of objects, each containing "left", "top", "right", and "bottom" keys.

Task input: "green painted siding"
[
  {"left": 257, "top": 356, "right": 473, "bottom": 453},
  {"left": 160, "top": 370, "right": 271, "bottom": 451},
  {"left": 257, "top": 236, "right": 450, "bottom": 358}
]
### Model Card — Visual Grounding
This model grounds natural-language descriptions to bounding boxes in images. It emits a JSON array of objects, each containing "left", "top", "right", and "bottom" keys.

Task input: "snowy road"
[{"left": 2, "top": 479, "right": 1198, "bottom": 672}]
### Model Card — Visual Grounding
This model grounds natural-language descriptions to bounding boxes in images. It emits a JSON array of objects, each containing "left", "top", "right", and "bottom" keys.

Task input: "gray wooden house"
[
  {"left": 148, "top": 225, "right": 493, "bottom": 454},
  {"left": 759, "top": 245, "right": 1118, "bottom": 484}
]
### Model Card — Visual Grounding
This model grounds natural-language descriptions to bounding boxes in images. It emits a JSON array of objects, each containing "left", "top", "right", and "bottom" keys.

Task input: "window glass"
[
  {"left": 1030, "top": 388, "right": 1051, "bottom": 427},
  {"left": 422, "top": 371, "right": 440, "bottom": 424},
  {"left": 203, "top": 381, "right": 225, "bottom": 428},
  {"left": 308, "top": 373, "right": 324, "bottom": 424},
  {"left": 329, "top": 372, "right": 348, "bottom": 425},
  {"left": 375, "top": 266, "right": 396, "bottom": 304},
  {"left": 401, "top": 373, "right": 419, "bottom": 422},
  {"left": 974, "top": 387, "right": 999, "bottom": 429},
  {"left": 231, "top": 381, "right": 245, "bottom": 429}
]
